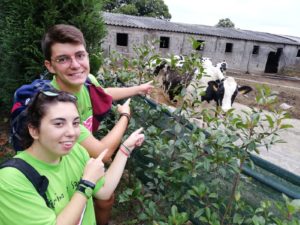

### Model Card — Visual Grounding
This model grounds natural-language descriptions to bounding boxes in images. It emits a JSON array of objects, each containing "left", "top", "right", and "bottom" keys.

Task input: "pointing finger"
[
  {"left": 124, "top": 98, "right": 131, "bottom": 105},
  {"left": 146, "top": 80, "right": 154, "bottom": 85},
  {"left": 134, "top": 127, "right": 144, "bottom": 135},
  {"left": 96, "top": 149, "right": 108, "bottom": 162}
]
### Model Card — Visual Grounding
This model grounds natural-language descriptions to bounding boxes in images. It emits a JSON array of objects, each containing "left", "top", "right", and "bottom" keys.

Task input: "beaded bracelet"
[{"left": 119, "top": 113, "right": 131, "bottom": 124}]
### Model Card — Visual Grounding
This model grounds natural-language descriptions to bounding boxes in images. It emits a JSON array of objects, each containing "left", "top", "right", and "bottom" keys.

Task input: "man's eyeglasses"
[{"left": 51, "top": 51, "right": 89, "bottom": 65}]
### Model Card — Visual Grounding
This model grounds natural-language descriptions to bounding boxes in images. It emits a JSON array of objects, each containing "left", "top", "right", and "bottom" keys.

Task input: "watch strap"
[
  {"left": 79, "top": 179, "right": 96, "bottom": 189},
  {"left": 76, "top": 179, "right": 95, "bottom": 199}
]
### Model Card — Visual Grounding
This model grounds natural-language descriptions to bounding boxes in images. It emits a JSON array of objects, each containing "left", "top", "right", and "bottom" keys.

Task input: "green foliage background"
[
  {"left": 216, "top": 18, "right": 235, "bottom": 28},
  {"left": 99, "top": 44, "right": 299, "bottom": 224},
  {"left": 102, "top": 0, "right": 171, "bottom": 20},
  {"left": 0, "top": 0, "right": 106, "bottom": 114}
]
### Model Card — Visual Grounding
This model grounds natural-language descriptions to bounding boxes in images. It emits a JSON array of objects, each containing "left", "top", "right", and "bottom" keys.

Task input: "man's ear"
[
  {"left": 28, "top": 125, "right": 39, "bottom": 140},
  {"left": 44, "top": 60, "right": 55, "bottom": 74}
]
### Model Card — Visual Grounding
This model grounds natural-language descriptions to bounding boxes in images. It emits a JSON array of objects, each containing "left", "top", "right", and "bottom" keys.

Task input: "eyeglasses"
[{"left": 51, "top": 51, "right": 89, "bottom": 66}]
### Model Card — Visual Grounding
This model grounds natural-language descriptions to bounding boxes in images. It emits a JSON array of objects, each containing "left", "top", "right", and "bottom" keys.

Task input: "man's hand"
[
  {"left": 117, "top": 98, "right": 131, "bottom": 115},
  {"left": 138, "top": 81, "right": 154, "bottom": 95}
]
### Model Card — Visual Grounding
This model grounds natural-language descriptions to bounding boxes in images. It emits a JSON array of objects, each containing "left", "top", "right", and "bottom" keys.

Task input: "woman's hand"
[
  {"left": 82, "top": 149, "right": 108, "bottom": 184},
  {"left": 122, "top": 128, "right": 145, "bottom": 152}
]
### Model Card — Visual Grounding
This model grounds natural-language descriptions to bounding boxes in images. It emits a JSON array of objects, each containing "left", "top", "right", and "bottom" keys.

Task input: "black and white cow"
[
  {"left": 146, "top": 55, "right": 185, "bottom": 75},
  {"left": 162, "top": 67, "right": 193, "bottom": 101},
  {"left": 216, "top": 60, "right": 227, "bottom": 75},
  {"left": 155, "top": 57, "right": 252, "bottom": 111},
  {"left": 186, "top": 75, "right": 252, "bottom": 112}
]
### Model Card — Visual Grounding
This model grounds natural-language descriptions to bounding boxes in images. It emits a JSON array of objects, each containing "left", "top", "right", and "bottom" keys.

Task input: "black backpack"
[
  {"left": 10, "top": 79, "right": 55, "bottom": 151},
  {"left": 0, "top": 158, "right": 52, "bottom": 208}
]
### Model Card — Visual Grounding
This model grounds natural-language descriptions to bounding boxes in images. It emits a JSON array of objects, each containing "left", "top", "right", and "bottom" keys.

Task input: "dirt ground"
[
  {"left": 150, "top": 71, "right": 300, "bottom": 120},
  {"left": 229, "top": 71, "right": 300, "bottom": 119}
]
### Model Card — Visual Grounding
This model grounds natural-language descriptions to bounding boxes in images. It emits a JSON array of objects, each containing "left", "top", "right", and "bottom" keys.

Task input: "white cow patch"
[{"left": 222, "top": 77, "right": 238, "bottom": 111}]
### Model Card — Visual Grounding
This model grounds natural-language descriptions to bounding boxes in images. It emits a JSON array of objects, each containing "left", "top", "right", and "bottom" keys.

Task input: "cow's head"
[{"left": 202, "top": 77, "right": 252, "bottom": 111}]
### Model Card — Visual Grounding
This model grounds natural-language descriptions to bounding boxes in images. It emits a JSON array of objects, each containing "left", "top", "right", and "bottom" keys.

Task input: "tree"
[
  {"left": 0, "top": 0, "right": 106, "bottom": 114},
  {"left": 102, "top": 0, "right": 171, "bottom": 20},
  {"left": 216, "top": 18, "right": 235, "bottom": 28}
]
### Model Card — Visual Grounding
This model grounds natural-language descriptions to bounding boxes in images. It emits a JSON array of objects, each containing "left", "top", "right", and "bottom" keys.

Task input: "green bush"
[
  {"left": 0, "top": 0, "right": 106, "bottom": 114},
  {"left": 99, "top": 42, "right": 299, "bottom": 224}
]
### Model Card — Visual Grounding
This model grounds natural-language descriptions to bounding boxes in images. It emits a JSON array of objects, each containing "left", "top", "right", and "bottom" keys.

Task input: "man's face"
[{"left": 44, "top": 43, "right": 90, "bottom": 91}]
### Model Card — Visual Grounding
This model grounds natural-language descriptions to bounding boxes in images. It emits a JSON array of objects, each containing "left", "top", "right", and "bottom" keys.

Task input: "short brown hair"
[{"left": 41, "top": 24, "right": 86, "bottom": 60}]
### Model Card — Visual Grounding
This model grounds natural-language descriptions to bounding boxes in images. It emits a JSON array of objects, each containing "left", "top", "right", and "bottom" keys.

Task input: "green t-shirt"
[
  {"left": 0, "top": 143, "right": 104, "bottom": 225},
  {"left": 51, "top": 74, "right": 101, "bottom": 143}
]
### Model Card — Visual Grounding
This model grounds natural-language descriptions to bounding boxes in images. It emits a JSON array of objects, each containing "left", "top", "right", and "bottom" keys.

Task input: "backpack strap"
[
  {"left": 84, "top": 76, "right": 113, "bottom": 132},
  {"left": 0, "top": 158, "right": 52, "bottom": 208}
]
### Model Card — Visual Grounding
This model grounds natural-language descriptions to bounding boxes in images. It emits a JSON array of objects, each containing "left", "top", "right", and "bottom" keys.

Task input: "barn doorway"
[{"left": 264, "top": 48, "right": 282, "bottom": 73}]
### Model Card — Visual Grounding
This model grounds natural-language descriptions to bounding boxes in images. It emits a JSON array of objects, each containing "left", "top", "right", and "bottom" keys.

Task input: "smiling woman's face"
[{"left": 31, "top": 101, "right": 81, "bottom": 161}]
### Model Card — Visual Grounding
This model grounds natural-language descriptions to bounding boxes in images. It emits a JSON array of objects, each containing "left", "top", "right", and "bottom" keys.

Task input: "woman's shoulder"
[{"left": 0, "top": 164, "right": 33, "bottom": 189}]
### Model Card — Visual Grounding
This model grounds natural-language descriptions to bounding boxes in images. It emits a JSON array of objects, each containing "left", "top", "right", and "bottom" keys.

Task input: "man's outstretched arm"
[
  {"left": 79, "top": 99, "right": 131, "bottom": 162},
  {"left": 105, "top": 81, "right": 153, "bottom": 101}
]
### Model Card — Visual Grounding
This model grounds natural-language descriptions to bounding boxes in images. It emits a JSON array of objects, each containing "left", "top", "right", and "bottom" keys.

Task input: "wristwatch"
[{"left": 76, "top": 179, "right": 95, "bottom": 199}]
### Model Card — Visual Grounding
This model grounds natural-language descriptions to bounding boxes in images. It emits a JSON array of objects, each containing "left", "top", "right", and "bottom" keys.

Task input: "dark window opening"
[
  {"left": 276, "top": 48, "right": 283, "bottom": 57},
  {"left": 252, "top": 45, "right": 260, "bottom": 54},
  {"left": 196, "top": 40, "right": 205, "bottom": 51},
  {"left": 160, "top": 36, "right": 170, "bottom": 48},
  {"left": 116, "top": 33, "right": 128, "bottom": 46},
  {"left": 297, "top": 49, "right": 300, "bottom": 57},
  {"left": 225, "top": 43, "right": 233, "bottom": 53}
]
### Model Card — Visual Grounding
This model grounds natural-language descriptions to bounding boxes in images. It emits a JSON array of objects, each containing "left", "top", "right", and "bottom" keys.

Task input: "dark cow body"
[{"left": 162, "top": 68, "right": 193, "bottom": 101}]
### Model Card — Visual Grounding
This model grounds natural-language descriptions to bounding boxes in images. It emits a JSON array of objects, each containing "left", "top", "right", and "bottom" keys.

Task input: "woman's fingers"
[
  {"left": 95, "top": 148, "right": 108, "bottom": 163},
  {"left": 133, "top": 127, "right": 143, "bottom": 135},
  {"left": 135, "top": 134, "right": 145, "bottom": 146}
]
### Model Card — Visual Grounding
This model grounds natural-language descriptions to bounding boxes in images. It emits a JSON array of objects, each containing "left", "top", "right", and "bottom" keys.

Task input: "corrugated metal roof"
[
  {"left": 280, "top": 35, "right": 300, "bottom": 44},
  {"left": 103, "top": 12, "right": 299, "bottom": 46}
]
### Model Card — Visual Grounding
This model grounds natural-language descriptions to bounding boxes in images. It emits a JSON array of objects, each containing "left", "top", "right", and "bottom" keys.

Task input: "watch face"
[{"left": 85, "top": 187, "right": 93, "bottom": 198}]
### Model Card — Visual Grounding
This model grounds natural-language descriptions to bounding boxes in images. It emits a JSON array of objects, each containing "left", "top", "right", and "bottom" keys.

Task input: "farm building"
[{"left": 102, "top": 12, "right": 300, "bottom": 76}]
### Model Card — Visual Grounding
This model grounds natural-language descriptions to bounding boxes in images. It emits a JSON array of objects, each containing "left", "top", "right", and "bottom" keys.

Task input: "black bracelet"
[
  {"left": 76, "top": 179, "right": 96, "bottom": 199},
  {"left": 79, "top": 179, "right": 96, "bottom": 189},
  {"left": 119, "top": 113, "right": 131, "bottom": 124},
  {"left": 121, "top": 143, "right": 132, "bottom": 154}
]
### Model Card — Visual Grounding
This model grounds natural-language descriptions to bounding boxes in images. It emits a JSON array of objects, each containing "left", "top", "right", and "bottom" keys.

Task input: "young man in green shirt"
[{"left": 42, "top": 24, "right": 153, "bottom": 225}]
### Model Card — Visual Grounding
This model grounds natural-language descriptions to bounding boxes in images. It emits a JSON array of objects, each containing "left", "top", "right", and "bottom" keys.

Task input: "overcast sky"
[{"left": 163, "top": 0, "right": 300, "bottom": 37}]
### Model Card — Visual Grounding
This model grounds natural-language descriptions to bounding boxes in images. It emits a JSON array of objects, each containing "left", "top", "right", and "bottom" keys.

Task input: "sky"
[{"left": 163, "top": 0, "right": 300, "bottom": 37}]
